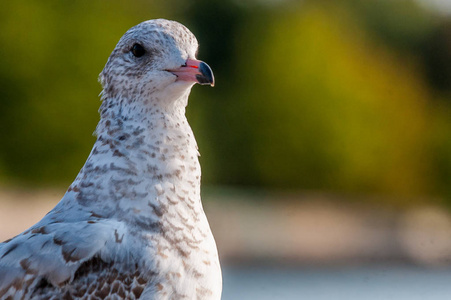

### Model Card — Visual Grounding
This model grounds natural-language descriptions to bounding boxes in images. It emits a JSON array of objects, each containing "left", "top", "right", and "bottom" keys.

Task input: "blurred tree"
[
  {"left": 235, "top": 4, "right": 432, "bottom": 196},
  {"left": 422, "top": 20, "right": 451, "bottom": 93},
  {"left": 189, "top": 1, "right": 451, "bottom": 201},
  {"left": 0, "top": 0, "right": 168, "bottom": 184},
  {"left": 0, "top": 0, "right": 449, "bottom": 202}
]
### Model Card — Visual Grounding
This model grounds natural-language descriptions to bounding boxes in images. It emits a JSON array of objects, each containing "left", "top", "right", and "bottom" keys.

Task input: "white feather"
[{"left": 0, "top": 19, "right": 221, "bottom": 299}]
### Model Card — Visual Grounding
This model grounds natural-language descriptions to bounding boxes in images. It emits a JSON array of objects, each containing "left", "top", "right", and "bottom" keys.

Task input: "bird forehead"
[{"left": 122, "top": 19, "right": 198, "bottom": 51}]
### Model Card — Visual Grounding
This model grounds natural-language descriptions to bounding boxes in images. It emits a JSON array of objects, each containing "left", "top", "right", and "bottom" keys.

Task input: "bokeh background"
[{"left": 1, "top": 0, "right": 451, "bottom": 298}]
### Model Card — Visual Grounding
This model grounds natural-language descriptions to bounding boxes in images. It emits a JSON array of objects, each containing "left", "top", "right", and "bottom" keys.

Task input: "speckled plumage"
[{"left": 0, "top": 19, "right": 222, "bottom": 299}]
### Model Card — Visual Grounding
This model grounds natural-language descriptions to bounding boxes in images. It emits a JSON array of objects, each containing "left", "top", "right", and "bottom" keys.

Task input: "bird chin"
[
  {"left": 165, "top": 80, "right": 195, "bottom": 100},
  {"left": 147, "top": 80, "right": 193, "bottom": 109}
]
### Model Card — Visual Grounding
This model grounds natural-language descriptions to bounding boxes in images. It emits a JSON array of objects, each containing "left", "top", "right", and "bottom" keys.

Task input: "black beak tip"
[{"left": 197, "top": 62, "right": 215, "bottom": 87}]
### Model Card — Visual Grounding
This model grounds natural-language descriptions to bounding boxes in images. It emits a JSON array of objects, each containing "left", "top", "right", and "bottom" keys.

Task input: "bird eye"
[{"left": 131, "top": 43, "right": 145, "bottom": 57}]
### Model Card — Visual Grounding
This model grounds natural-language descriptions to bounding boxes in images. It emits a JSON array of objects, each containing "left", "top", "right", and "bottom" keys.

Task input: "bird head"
[{"left": 99, "top": 19, "right": 214, "bottom": 108}]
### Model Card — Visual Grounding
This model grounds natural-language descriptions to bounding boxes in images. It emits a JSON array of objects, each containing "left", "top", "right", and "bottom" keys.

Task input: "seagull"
[{"left": 0, "top": 19, "right": 222, "bottom": 299}]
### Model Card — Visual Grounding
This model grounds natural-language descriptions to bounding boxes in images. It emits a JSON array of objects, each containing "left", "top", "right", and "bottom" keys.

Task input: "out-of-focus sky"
[{"left": 417, "top": 0, "right": 451, "bottom": 15}]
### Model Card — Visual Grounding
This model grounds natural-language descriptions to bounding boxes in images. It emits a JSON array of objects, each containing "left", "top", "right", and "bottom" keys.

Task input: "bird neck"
[{"left": 66, "top": 94, "right": 203, "bottom": 228}]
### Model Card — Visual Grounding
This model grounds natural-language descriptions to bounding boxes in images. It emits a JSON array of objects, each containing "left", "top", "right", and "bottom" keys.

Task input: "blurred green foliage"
[{"left": 0, "top": 0, "right": 450, "bottom": 202}]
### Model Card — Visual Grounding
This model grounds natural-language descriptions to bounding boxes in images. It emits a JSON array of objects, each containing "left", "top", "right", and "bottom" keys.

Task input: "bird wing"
[{"left": 0, "top": 217, "right": 130, "bottom": 298}]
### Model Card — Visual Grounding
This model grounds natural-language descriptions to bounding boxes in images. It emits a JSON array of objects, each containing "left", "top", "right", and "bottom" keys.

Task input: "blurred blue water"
[{"left": 222, "top": 265, "right": 451, "bottom": 300}]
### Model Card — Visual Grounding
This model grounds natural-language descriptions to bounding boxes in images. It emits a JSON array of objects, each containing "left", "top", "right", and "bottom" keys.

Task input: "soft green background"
[{"left": 0, "top": 0, "right": 450, "bottom": 204}]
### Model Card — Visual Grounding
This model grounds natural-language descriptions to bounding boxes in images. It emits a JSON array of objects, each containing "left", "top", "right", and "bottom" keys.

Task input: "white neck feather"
[{"left": 65, "top": 92, "right": 202, "bottom": 229}]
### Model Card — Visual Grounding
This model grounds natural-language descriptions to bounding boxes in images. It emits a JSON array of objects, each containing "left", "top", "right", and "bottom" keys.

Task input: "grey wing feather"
[{"left": 0, "top": 218, "right": 125, "bottom": 298}]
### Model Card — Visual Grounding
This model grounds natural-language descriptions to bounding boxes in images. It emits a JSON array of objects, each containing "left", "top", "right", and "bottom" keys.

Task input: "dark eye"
[{"left": 131, "top": 43, "right": 145, "bottom": 57}]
